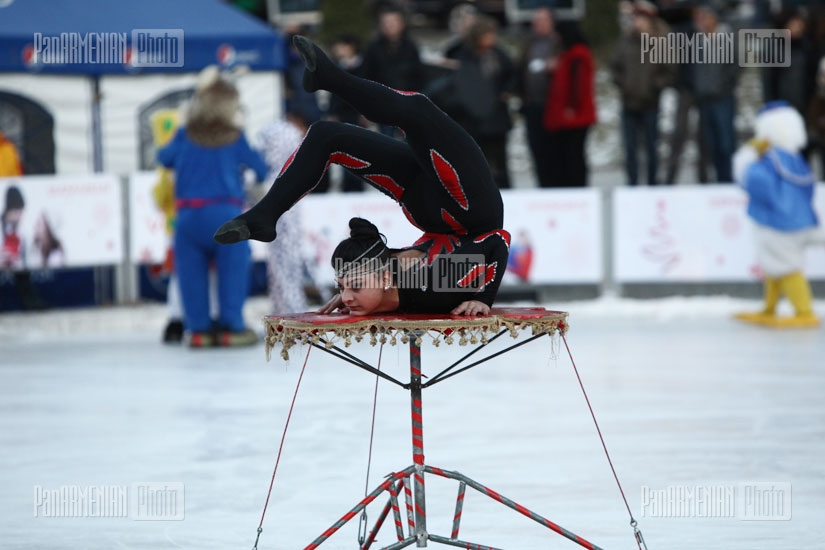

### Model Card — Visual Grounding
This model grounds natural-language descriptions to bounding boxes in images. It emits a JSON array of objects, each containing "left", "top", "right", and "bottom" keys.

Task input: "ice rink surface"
[{"left": 1, "top": 297, "right": 824, "bottom": 550}]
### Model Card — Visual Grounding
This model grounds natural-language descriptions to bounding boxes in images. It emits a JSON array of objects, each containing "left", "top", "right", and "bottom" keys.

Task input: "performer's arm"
[
  {"left": 451, "top": 231, "right": 510, "bottom": 315},
  {"left": 318, "top": 293, "right": 349, "bottom": 315},
  {"left": 471, "top": 233, "right": 509, "bottom": 308}
]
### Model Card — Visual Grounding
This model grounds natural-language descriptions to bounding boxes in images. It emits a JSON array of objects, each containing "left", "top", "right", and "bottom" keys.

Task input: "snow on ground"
[{"left": 1, "top": 296, "right": 824, "bottom": 549}]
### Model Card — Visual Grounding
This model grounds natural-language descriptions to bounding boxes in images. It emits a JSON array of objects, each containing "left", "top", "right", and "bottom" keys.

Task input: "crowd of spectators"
[{"left": 275, "top": 1, "right": 825, "bottom": 189}]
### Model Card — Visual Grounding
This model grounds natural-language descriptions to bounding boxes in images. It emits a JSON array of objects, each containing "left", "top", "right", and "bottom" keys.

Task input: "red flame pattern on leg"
[
  {"left": 430, "top": 150, "right": 468, "bottom": 210},
  {"left": 327, "top": 151, "right": 371, "bottom": 170},
  {"left": 278, "top": 147, "right": 298, "bottom": 177},
  {"left": 365, "top": 174, "right": 404, "bottom": 202}
]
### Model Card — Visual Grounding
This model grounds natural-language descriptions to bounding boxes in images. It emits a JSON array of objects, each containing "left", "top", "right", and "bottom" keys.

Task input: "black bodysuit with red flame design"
[{"left": 235, "top": 48, "right": 510, "bottom": 313}]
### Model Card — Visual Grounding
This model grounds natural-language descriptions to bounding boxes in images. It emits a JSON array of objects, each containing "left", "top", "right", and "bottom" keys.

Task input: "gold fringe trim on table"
[{"left": 264, "top": 312, "right": 568, "bottom": 361}]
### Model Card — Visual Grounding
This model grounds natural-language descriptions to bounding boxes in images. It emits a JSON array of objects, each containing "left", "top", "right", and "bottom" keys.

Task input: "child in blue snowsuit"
[{"left": 158, "top": 67, "right": 268, "bottom": 346}]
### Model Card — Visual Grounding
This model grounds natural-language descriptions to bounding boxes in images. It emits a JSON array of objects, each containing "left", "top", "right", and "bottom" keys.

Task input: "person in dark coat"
[
  {"left": 689, "top": 5, "right": 739, "bottom": 183},
  {"left": 517, "top": 6, "right": 562, "bottom": 188},
  {"left": 611, "top": 1, "right": 675, "bottom": 186},
  {"left": 448, "top": 15, "right": 516, "bottom": 189},
  {"left": 362, "top": 6, "right": 426, "bottom": 138},
  {"left": 762, "top": 8, "right": 816, "bottom": 120}
]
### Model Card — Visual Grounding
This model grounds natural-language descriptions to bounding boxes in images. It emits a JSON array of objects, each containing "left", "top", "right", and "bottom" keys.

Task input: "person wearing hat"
[{"left": 733, "top": 101, "right": 825, "bottom": 328}]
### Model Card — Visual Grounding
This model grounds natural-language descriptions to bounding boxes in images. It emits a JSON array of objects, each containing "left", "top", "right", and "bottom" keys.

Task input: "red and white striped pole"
[{"left": 409, "top": 331, "right": 427, "bottom": 547}]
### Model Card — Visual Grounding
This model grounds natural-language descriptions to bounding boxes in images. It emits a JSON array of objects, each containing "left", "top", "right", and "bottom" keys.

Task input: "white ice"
[{"left": 1, "top": 296, "right": 824, "bottom": 550}]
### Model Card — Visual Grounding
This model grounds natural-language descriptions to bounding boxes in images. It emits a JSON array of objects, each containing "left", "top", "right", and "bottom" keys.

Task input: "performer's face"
[{"left": 336, "top": 271, "right": 388, "bottom": 315}]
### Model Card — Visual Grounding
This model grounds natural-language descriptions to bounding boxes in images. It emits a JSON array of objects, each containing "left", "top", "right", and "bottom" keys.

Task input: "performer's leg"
[
  {"left": 215, "top": 121, "right": 422, "bottom": 243},
  {"left": 294, "top": 36, "right": 502, "bottom": 233}
]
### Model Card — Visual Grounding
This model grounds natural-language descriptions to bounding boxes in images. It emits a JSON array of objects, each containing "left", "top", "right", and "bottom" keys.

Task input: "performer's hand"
[
  {"left": 451, "top": 300, "right": 490, "bottom": 316},
  {"left": 318, "top": 293, "right": 349, "bottom": 315}
]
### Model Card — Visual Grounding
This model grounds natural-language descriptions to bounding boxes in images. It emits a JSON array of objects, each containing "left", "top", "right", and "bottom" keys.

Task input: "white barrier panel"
[
  {"left": 501, "top": 188, "right": 603, "bottom": 284},
  {"left": 129, "top": 171, "right": 169, "bottom": 264},
  {"left": 0, "top": 174, "right": 123, "bottom": 270},
  {"left": 298, "top": 188, "right": 603, "bottom": 285},
  {"left": 614, "top": 185, "right": 825, "bottom": 282},
  {"left": 126, "top": 185, "right": 604, "bottom": 284}
]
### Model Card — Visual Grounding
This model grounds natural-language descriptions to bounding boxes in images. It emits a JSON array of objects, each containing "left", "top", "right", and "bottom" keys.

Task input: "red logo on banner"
[
  {"left": 123, "top": 46, "right": 134, "bottom": 66},
  {"left": 22, "top": 44, "right": 39, "bottom": 68},
  {"left": 217, "top": 44, "right": 236, "bottom": 66}
]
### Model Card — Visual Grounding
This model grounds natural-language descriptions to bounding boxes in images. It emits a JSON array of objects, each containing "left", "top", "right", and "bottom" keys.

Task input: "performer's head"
[{"left": 331, "top": 218, "right": 392, "bottom": 315}]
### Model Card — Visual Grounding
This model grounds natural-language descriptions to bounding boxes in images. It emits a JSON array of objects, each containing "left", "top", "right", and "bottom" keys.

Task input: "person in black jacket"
[
  {"left": 362, "top": 6, "right": 426, "bottom": 137},
  {"left": 446, "top": 16, "right": 516, "bottom": 189}
]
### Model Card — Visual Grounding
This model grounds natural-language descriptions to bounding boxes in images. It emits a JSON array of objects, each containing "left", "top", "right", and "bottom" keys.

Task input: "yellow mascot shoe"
[
  {"left": 733, "top": 278, "right": 780, "bottom": 325},
  {"left": 733, "top": 311, "right": 778, "bottom": 325},
  {"left": 764, "top": 314, "right": 821, "bottom": 329}
]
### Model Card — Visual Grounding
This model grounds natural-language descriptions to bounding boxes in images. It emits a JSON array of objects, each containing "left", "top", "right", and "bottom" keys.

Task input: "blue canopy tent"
[
  {"left": 0, "top": 0, "right": 287, "bottom": 172},
  {"left": 0, "top": 0, "right": 287, "bottom": 310},
  {"left": 0, "top": 0, "right": 287, "bottom": 74}
]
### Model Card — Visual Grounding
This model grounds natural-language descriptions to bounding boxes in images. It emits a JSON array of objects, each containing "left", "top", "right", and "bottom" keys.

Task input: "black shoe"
[
  {"left": 163, "top": 319, "right": 184, "bottom": 344},
  {"left": 293, "top": 35, "right": 327, "bottom": 93},
  {"left": 213, "top": 218, "right": 276, "bottom": 244}
]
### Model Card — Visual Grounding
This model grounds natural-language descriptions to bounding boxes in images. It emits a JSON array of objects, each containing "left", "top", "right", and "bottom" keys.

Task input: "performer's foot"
[
  {"left": 213, "top": 217, "right": 276, "bottom": 244},
  {"left": 293, "top": 35, "right": 333, "bottom": 93}
]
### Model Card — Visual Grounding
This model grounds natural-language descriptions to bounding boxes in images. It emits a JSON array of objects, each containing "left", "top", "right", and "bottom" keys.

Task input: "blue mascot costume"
[
  {"left": 733, "top": 101, "right": 825, "bottom": 328},
  {"left": 158, "top": 66, "right": 268, "bottom": 346}
]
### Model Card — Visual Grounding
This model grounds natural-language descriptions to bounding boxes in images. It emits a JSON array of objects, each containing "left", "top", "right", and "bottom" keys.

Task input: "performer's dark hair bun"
[
  {"left": 349, "top": 217, "right": 382, "bottom": 241},
  {"left": 331, "top": 217, "right": 391, "bottom": 276}
]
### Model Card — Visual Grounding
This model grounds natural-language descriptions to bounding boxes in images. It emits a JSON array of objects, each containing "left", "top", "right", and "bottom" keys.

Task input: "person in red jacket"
[{"left": 542, "top": 21, "right": 596, "bottom": 187}]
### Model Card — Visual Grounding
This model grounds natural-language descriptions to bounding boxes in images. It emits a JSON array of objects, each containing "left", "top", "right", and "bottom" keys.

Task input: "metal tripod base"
[
  {"left": 303, "top": 461, "right": 605, "bottom": 550},
  {"left": 302, "top": 331, "right": 605, "bottom": 550}
]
